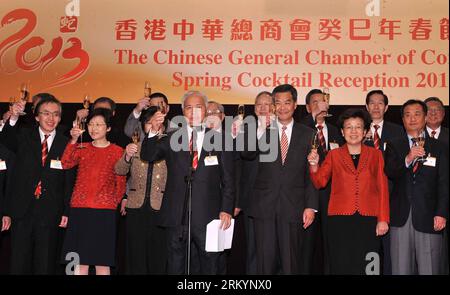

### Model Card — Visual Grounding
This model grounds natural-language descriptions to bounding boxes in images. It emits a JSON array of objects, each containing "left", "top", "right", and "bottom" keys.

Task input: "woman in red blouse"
[
  {"left": 307, "top": 108, "right": 389, "bottom": 275},
  {"left": 61, "top": 108, "right": 126, "bottom": 275}
]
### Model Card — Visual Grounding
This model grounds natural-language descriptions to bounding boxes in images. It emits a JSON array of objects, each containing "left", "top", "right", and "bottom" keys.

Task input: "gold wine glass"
[
  {"left": 144, "top": 81, "right": 151, "bottom": 98},
  {"left": 157, "top": 101, "right": 168, "bottom": 137},
  {"left": 18, "top": 83, "right": 29, "bottom": 115},
  {"left": 77, "top": 117, "right": 86, "bottom": 149},
  {"left": 322, "top": 87, "right": 332, "bottom": 118}
]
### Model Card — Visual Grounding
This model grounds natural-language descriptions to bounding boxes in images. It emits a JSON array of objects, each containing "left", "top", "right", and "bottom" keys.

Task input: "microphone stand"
[
  {"left": 183, "top": 128, "right": 198, "bottom": 275},
  {"left": 183, "top": 166, "right": 195, "bottom": 275}
]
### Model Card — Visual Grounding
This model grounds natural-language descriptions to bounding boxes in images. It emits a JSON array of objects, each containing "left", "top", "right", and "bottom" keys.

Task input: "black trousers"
[
  {"left": 125, "top": 200, "right": 167, "bottom": 275},
  {"left": 328, "top": 213, "right": 380, "bottom": 275},
  {"left": 253, "top": 215, "right": 304, "bottom": 275},
  {"left": 166, "top": 224, "right": 222, "bottom": 275},
  {"left": 10, "top": 201, "right": 59, "bottom": 274},
  {"left": 244, "top": 213, "right": 257, "bottom": 275}
]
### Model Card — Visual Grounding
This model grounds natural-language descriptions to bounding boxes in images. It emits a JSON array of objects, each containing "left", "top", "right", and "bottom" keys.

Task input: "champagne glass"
[
  {"left": 18, "top": 83, "right": 29, "bottom": 116},
  {"left": 76, "top": 117, "right": 86, "bottom": 149},
  {"left": 237, "top": 104, "right": 245, "bottom": 120},
  {"left": 83, "top": 94, "right": 90, "bottom": 111},
  {"left": 311, "top": 131, "right": 319, "bottom": 150},
  {"left": 414, "top": 136, "right": 427, "bottom": 162},
  {"left": 157, "top": 101, "right": 167, "bottom": 137},
  {"left": 144, "top": 81, "right": 151, "bottom": 98},
  {"left": 131, "top": 127, "right": 141, "bottom": 158},
  {"left": 9, "top": 97, "right": 15, "bottom": 111},
  {"left": 322, "top": 87, "right": 332, "bottom": 118}
]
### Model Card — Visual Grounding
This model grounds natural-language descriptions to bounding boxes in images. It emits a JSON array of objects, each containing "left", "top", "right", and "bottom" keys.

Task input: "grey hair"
[
  {"left": 181, "top": 90, "right": 208, "bottom": 110},
  {"left": 255, "top": 91, "right": 274, "bottom": 104},
  {"left": 208, "top": 101, "right": 225, "bottom": 114}
]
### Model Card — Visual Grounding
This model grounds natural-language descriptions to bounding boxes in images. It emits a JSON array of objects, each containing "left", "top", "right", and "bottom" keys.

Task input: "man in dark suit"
[
  {"left": 141, "top": 90, "right": 235, "bottom": 275},
  {"left": 425, "top": 97, "right": 449, "bottom": 148},
  {"left": 2, "top": 95, "right": 75, "bottom": 274},
  {"left": 385, "top": 99, "right": 448, "bottom": 275},
  {"left": 364, "top": 89, "right": 404, "bottom": 275},
  {"left": 242, "top": 84, "right": 318, "bottom": 275},
  {"left": 233, "top": 91, "right": 274, "bottom": 274},
  {"left": 299, "top": 89, "right": 344, "bottom": 274},
  {"left": 424, "top": 96, "right": 449, "bottom": 274}
]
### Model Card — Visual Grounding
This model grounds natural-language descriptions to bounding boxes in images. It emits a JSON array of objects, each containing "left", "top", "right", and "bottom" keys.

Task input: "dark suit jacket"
[
  {"left": 2, "top": 125, "right": 75, "bottom": 225},
  {"left": 140, "top": 127, "right": 235, "bottom": 228},
  {"left": 242, "top": 121, "right": 319, "bottom": 222},
  {"left": 0, "top": 144, "right": 15, "bottom": 217},
  {"left": 384, "top": 135, "right": 449, "bottom": 234},
  {"left": 437, "top": 127, "right": 449, "bottom": 149}
]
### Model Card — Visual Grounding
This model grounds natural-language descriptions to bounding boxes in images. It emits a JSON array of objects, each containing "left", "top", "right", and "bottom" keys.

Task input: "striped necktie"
[{"left": 34, "top": 134, "right": 50, "bottom": 199}]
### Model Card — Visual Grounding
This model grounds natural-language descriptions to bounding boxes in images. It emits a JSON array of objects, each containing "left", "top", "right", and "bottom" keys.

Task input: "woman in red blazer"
[{"left": 308, "top": 108, "right": 389, "bottom": 275}]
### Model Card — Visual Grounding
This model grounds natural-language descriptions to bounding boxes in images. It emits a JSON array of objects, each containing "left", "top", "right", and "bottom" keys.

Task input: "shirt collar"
[
  {"left": 277, "top": 118, "right": 294, "bottom": 130},
  {"left": 426, "top": 125, "right": 441, "bottom": 134},
  {"left": 38, "top": 127, "right": 56, "bottom": 141},
  {"left": 371, "top": 120, "right": 384, "bottom": 129}
]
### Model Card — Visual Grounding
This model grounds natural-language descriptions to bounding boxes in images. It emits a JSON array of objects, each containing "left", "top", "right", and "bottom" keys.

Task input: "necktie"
[
  {"left": 280, "top": 125, "right": 288, "bottom": 165},
  {"left": 412, "top": 161, "right": 419, "bottom": 174},
  {"left": 34, "top": 134, "right": 50, "bottom": 199},
  {"left": 431, "top": 130, "right": 436, "bottom": 138},
  {"left": 317, "top": 125, "right": 327, "bottom": 153},
  {"left": 190, "top": 130, "right": 198, "bottom": 170},
  {"left": 373, "top": 124, "right": 380, "bottom": 150}
]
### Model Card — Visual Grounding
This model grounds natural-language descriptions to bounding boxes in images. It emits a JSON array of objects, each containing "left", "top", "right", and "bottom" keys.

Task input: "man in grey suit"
[
  {"left": 385, "top": 99, "right": 448, "bottom": 275},
  {"left": 124, "top": 92, "right": 171, "bottom": 141}
]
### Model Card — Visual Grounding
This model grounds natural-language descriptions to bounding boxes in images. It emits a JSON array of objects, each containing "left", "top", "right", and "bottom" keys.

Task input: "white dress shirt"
[
  {"left": 370, "top": 120, "right": 384, "bottom": 139},
  {"left": 426, "top": 125, "right": 441, "bottom": 139},
  {"left": 39, "top": 127, "right": 57, "bottom": 151}
]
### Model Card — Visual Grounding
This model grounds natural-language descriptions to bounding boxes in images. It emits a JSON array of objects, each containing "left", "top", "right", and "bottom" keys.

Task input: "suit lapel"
[
  {"left": 283, "top": 122, "right": 299, "bottom": 168},
  {"left": 356, "top": 144, "right": 370, "bottom": 174},
  {"left": 30, "top": 127, "right": 43, "bottom": 164},
  {"left": 339, "top": 144, "right": 357, "bottom": 174},
  {"left": 46, "top": 131, "right": 65, "bottom": 166}
]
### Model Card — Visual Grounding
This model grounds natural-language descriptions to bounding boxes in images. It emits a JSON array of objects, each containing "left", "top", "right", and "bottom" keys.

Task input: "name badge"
[
  {"left": 329, "top": 142, "right": 339, "bottom": 150},
  {"left": 204, "top": 155, "right": 219, "bottom": 166},
  {"left": 423, "top": 156, "right": 436, "bottom": 167},
  {"left": 0, "top": 160, "right": 6, "bottom": 171},
  {"left": 50, "top": 159, "right": 63, "bottom": 170}
]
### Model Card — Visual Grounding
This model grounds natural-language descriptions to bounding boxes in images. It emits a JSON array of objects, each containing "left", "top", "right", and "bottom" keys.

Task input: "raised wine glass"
[
  {"left": 322, "top": 87, "right": 332, "bottom": 118},
  {"left": 18, "top": 83, "right": 29, "bottom": 116}
]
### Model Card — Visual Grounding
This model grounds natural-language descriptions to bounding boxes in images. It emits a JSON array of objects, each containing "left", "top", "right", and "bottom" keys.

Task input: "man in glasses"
[{"left": 1, "top": 95, "right": 75, "bottom": 274}]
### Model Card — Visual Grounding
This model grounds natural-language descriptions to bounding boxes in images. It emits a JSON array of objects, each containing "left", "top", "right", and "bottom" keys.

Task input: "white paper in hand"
[{"left": 205, "top": 219, "right": 235, "bottom": 252}]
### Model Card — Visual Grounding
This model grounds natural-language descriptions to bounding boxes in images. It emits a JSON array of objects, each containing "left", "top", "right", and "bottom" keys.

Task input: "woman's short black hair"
[
  {"left": 338, "top": 108, "right": 371, "bottom": 131},
  {"left": 139, "top": 106, "right": 158, "bottom": 132},
  {"left": 86, "top": 108, "right": 113, "bottom": 128}
]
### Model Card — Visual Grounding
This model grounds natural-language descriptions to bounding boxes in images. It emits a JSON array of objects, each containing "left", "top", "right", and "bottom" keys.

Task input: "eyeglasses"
[
  {"left": 428, "top": 108, "right": 444, "bottom": 114},
  {"left": 87, "top": 123, "right": 107, "bottom": 128},
  {"left": 206, "top": 110, "right": 222, "bottom": 116},
  {"left": 39, "top": 111, "right": 61, "bottom": 118}
]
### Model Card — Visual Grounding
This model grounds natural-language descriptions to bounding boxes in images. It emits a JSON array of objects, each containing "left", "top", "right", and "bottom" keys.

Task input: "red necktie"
[
  {"left": 373, "top": 124, "right": 380, "bottom": 150},
  {"left": 431, "top": 130, "right": 436, "bottom": 138},
  {"left": 317, "top": 125, "right": 327, "bottom": 153},
  {"left": 280, "top": 125, "right": 288, "bottom": 165},
  {"left": 412, "top": 161, "right": 419, "bottom": 174},
  {"left": 190, "top": 131, "right": 198, "bottom": 170},
  {"left": 34, "top": 134, "right": 50, "bottom": 199}
]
